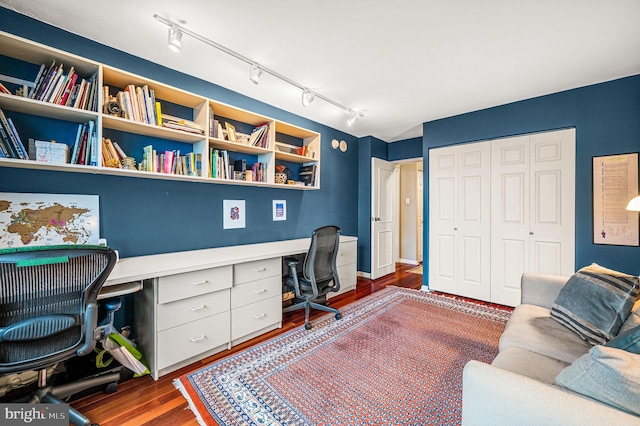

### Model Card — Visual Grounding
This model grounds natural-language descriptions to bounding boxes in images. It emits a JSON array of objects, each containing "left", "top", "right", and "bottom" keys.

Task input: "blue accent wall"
[
  {"left": 423, "top": 75, "right": 640, "bottom": 282},
  {"left": 388, "top": 137, "right": 422, "bottom": 161},
  {"left": 357, "top": 136, "right": 389, "bottom": 272},
  {"left": 0, "top": 7, "right": 359, "bottom": 259}
]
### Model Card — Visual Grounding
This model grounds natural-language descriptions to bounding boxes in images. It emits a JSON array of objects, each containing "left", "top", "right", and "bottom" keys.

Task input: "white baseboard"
[
  {"left": 420, "top": 285, "right": 430, "bottom": 292},
  {"left": 398, "top": 258, "right": 419, "bottom": 265},
  {"left": 358, "top": 271, "right": 371, "bottom": 279}
]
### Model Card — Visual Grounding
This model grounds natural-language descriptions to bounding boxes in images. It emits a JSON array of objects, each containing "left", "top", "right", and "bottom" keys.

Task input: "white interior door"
[{"left": 371, "top": 157, "right": 398, "bottom": 279}]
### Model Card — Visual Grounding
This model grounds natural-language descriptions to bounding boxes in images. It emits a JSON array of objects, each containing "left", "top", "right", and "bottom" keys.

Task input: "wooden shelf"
[{"left": 0, "top": 30, "right": 321, "bottom": 190}]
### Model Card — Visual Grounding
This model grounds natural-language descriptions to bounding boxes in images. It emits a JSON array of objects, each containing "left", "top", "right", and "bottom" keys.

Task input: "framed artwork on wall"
[{"left": 593, "top": 153, "right": 639, "bottom": 246}]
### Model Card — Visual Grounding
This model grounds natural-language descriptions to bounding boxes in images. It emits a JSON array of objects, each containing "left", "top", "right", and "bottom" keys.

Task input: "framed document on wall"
[{"left": 593, "top": 153, "right": 639, "bottom": 246}]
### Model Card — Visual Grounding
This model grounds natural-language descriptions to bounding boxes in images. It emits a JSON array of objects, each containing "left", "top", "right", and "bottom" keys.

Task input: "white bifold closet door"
[
  {"left": 428, "top": 141, "right": 491, "bottom": 302},
  {"left": 428, "top": 128, "right": 575, "bottom": 307},
  {"left": 490, "top": 129, "right": 575, "bottom": 306}
]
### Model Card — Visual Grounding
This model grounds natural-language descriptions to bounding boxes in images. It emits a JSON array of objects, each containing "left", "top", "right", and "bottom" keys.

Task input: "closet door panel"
[
  {"left": 457, "top": 142, "right": 491, "bottom": 302},
  {"left": 429, "top": 147, "right": 458, "bottom": 293},
  {"left": 529, "top": 129, "right": 575, "bottom": 277},
  {"left": 491, "top": 136, "right": 530, "bottom": 307}
]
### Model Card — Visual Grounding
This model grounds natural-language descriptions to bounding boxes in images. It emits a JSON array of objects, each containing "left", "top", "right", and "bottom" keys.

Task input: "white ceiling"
[{"left": 1, "top": 0, "right": 639, "bottom": 142}]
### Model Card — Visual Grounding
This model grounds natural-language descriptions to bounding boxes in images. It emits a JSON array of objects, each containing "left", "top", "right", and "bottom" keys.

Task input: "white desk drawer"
[
  {"left": 158, "top": 266, "right": 232, "bottom": 304},
  {"left": 336, "top": 240, "right": 357, "bottom": 267},
  {"left": 157, "top": 289, "right": 230, "bottom": 331},
  {"left": 234, "top": 258, "right": 281, "bottom": 285},
  {"left": 231, "top": 275, "right": 281, "bottom": 310},
  {"left": 231, "top": 295, "right": 282, "bottom": 340},
  {"left": 157, "top": 311, "right": 230, "bottom": 370}
]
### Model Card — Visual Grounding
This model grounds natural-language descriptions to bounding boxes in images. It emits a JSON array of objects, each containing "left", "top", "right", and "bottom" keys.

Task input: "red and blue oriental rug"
[{"left": 174, "top": 287, "right": 510, "bottom": 425}]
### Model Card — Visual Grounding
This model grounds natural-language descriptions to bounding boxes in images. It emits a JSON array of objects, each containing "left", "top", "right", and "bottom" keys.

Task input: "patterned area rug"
[{"left": 174, "top": 287, "right": 510, "bottom": 425}]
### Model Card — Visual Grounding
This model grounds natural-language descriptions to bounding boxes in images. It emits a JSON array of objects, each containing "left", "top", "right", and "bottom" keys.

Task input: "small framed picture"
[
  {"left": 225, "top": 123, "right": 237, "bottom": 142},
  {"left": 223, "top": 199, "right": 245, "bottom": 229},
  {"left": 273, "top": 200, "right": 286, "bottom": 221}
]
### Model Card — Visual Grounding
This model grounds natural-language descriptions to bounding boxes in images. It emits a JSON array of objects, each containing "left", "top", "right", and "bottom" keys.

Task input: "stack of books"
[
  {"left": 0, "top": 107, "right": 27, "bottom": 159},
  {"left": 162, "top": 114, "right": 204, "bottom": 135},
  {"left": 248, "top": 124, "right": 269, "bottom": 148},
  {"left": 69, "top": 121, "right": 97, "bottom": 166},
  {"left": 30, "top": 61, "right": 98, "bottom": 111},
  {"left": 111, "top": 84, "right": 160, "bottom": 126},
  {"left": 101, "top": 138, "right": 129, "bottom": 168},
  {"left": 142, "top": 145, "right": 200, "bottom": 176}
]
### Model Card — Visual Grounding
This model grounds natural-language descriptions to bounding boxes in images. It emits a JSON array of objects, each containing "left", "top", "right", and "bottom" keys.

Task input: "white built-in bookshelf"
[{"left": 0, "top": 31, "right": 321, "bottom": 189}]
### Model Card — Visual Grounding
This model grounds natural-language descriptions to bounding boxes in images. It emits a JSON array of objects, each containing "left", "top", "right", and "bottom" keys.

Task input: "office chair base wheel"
[
  {"left": 104, "top": 382, "right": 118, "bottom": 394},
  {"left": 335, "top": 313, "right": 342, "bottom": 320},
  {"left": 304, "top": 323, "right": 312, "bottom": 330}
]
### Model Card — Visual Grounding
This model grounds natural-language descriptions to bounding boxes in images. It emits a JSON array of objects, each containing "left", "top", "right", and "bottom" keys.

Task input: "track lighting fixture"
[
  {"left": 347, "top": 110, "right": 360, "bottom": 126},
  {"left": 168, "top": 26, "right": 183, "bottom": 52},
  {"left": 249, "top": 64, "right": 263, "bottom": 85},
  {"left": 301, "top": 89, "right": 315, "bottom": 107},
  {"left": 154, "top": 14, "right": 365, "bottom": 125}
]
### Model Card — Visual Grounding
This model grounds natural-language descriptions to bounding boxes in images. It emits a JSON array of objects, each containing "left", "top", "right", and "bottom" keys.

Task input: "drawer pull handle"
[
  {"left": 253, "top": 289, "right": 266, "bottom": 294},
  {"left": 192, "top": 280, "right": 209, "bottom": 286},
  {"left": 190, "top": 305, "right": 206, "bottom": 311},
  {"left": 190, "top": 335, "right": 206, "bottom": 342},
  {"left": 255, "top": 267, "right": 267, "bottom": 272},
  {"left": 253, "top": 313, "right": 266, "bottom": 319}
]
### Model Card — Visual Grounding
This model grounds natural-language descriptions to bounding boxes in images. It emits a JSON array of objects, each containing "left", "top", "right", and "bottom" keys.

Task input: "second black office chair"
[{"left": 284, "top": 225, "right": 342, "bottom": 330}]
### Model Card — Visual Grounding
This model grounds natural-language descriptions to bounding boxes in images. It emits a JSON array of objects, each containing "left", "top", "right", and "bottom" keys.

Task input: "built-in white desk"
[{"left": 104, "top": 236, "right": 357, "bottom": 379}]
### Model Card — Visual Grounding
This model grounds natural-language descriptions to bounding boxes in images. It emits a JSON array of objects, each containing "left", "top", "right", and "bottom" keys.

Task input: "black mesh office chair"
[
  {"left": 283, "top": 226, "right": 342, "bottom": 330},
  {"left": 0, "top": 245, "right": 120, "bottom": 426}
]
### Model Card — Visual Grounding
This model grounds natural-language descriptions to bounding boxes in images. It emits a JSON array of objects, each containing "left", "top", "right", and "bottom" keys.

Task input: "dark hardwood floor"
[{"left": 70, "top": 263, "right": 424, "bottom": 426}]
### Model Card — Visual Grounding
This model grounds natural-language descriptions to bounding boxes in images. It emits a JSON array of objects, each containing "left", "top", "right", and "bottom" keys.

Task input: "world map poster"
[{"left": 0, "top": 193, "right": 100, "bottom": 248}]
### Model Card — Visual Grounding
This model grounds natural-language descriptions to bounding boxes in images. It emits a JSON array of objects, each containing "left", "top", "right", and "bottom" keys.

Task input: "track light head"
[
  {"left": 249, "top": 64, "right": 263, "bottom": 85},
  {"left": 168, "top": 26, "right": 183, "bottom": 52},
  {"left": 301, "top": 90, "right": 315, "bottom": 107},
  {"left": 347, "top": 110, "right": 359, "bottom": 126}
]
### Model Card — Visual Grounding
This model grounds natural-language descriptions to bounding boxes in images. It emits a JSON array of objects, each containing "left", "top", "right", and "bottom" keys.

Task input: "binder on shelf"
[{"left": 299, "top": 164, "right": 317, "bottom": 187}]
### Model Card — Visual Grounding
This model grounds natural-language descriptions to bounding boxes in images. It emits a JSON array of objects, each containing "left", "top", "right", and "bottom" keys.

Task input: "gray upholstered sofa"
[{"left": 462, "top": 272, "right": 640, "bottom": 425}]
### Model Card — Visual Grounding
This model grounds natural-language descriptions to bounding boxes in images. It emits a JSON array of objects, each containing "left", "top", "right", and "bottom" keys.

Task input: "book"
[
  {"left": 154, "top": 101, "right": 162, "bottom": 126},
  {"left": 33, "top": 60, "right": 56, "bottom": 100},
  {"left": 28, "top": 63, "right": 46, "bottom": 98},
  {"left": 58, "top": 73, "right": 77, "bottom": 105},
  {"left": 6, "top": 118, "right": 27, "bottom": 159},
  {"left": 0, "top": 108, "right": 25, "bottom": 159},
  {"left": 0, "top": 82, "right": 10, "bottom": 95},
  {"left": 112, "top": 141, "right": 128, "bottom": 160},
  {"left": 29, "top": 139, "right": 68, "bottom": 163},
  {"left": 70, "top": 123, "right": 84, "bottom": 164}
]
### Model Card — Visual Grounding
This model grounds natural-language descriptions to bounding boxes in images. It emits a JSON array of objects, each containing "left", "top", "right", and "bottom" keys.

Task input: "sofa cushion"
[
  {"left": 492, "top": 346, "right": 570, "bottom": 384},
  {"left": 619, "top": 299, "right": 640, "bottom": 335},
  {"left": 606, "top": 325, "right": 640, "bottom": 354},
  {"left": 550, "top": 263, "right": 639, "bottom": 345},
  {"left": 555, "top": 345, "right": 640, "bottom": 416},
  {"left": 500, "top": 304, "right": 591, "bottom": 364}
]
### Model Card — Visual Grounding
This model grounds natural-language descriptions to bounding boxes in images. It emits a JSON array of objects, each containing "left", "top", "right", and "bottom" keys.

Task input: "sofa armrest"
[
  {"left": 462, "top": 360, "right": 640, "bottom": 426},
  {"left": 520, "top": 273, "right": 569, "bottom": 308}
]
